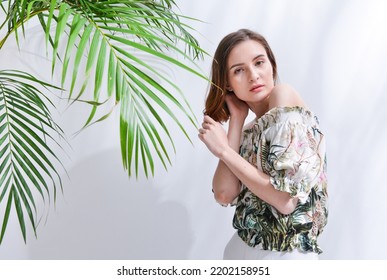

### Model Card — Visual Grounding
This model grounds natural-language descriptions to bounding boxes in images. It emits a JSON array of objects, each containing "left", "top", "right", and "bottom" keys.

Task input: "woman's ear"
[{"left": 226, "top": 85, "right": 233, "bottom": 92}]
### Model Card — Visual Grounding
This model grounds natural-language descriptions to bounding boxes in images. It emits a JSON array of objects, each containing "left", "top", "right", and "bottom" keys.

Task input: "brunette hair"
[{"left": 204, "top": 29, "right": 278, "bottom": 122}]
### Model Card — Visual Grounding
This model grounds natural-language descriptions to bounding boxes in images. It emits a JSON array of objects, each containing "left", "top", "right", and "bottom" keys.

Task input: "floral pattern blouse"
[{"left": 232, "top": 106, "right": 328, "bottom": 254}]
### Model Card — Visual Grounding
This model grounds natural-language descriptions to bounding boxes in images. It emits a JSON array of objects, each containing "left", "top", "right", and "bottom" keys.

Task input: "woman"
[{"left": 198, "top": 29, "right": 328, "bottom": 260}]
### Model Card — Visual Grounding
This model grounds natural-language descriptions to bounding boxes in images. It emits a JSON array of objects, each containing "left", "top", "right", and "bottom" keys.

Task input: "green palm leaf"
[
  {"left": 2, "top": 0, "right": 207, "bottom": 177},
  {"left": 58, "top": 1, "right": 205, "bottom": 176},
  {"left": 0, "top": 70, "right": 66, "bottom": 244},
  {"left": 0, "top": 0, "right": 207, "bottom": 242}
]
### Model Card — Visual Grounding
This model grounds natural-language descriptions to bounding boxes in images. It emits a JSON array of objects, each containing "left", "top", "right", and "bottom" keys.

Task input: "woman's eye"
[
  {"left": 255, "top": 60, "right": 264, "bottom": 66},
  {"left": 234, "top": 68, "right": 243, "bottom": 74}
]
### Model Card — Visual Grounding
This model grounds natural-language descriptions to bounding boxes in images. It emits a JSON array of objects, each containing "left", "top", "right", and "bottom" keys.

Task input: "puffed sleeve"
[{"left": 261, "top": 110, "right": 325, "bottom": 204}]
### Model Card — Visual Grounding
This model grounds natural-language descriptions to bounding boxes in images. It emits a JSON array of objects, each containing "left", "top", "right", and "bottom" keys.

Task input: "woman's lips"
[{"left": 250, "top": 84, "right": 264, "bottom": 92}]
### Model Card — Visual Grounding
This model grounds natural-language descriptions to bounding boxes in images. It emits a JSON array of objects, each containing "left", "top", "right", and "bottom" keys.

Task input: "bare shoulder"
[{"left": 268, "top": 84, "right": 306, "bottom": 109}]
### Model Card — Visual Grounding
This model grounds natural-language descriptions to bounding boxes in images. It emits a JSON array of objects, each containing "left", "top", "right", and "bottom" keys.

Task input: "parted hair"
[{"left": 204, "top": 29, "right": 278, "bottom": 122}]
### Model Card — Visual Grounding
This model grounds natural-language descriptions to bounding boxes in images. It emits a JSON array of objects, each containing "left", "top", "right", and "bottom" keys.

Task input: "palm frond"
[
  {"left": 39, "top": 0, "right": 207, "bottom": 176},
  {"left": 0, "top": 0, "right": 207, "bottom": 242},
  {"left": 2, "top": 1, "right": 207, "bottom": 177},
  {"left": 0, "top": 70, "right": 66, "bottom": 244}
]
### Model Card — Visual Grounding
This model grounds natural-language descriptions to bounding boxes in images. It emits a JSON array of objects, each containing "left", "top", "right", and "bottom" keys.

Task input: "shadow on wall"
[{"left": 27, "top": 149, "right": 193, "bottom": 259}]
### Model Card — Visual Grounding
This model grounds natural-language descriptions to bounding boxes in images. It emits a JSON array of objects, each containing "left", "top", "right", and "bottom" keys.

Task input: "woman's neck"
[{"left": 248, "top": 98, "right": 270, "bottom": 120}]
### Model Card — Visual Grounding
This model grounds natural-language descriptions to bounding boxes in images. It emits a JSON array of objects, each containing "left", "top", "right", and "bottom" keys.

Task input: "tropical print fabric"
[{"left": 232, "top": 106, "right": 328, "bottom": 254}]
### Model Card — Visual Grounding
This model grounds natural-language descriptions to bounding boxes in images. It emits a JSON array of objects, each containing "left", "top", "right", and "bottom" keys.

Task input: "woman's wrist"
[
  {"left": 219, "top": 145, "right": 235, "bottom": 162},
  {"left": 229, "top": 114, "right": 246, "bottom": 128},
  {"left": 226, "top": 115, "right": 245, "bottom": 152}
]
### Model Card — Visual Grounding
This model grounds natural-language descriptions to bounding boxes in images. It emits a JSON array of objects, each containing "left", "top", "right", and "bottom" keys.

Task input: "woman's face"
[{"left": 226, "top": 39, "right": 275, "bottom": 105}]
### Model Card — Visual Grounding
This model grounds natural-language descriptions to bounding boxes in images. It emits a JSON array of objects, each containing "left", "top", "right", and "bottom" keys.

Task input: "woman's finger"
[
  {"left": 202, "top": 122, "right": 213, "bottom": 129},
  {"left": 203, "top": 114, "right": 216, "bottom": 124}
]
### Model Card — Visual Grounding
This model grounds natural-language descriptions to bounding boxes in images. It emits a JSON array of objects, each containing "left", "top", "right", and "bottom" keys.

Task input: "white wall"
[{"left": 1, "top": 0, "right": 387, "bottom": 259}]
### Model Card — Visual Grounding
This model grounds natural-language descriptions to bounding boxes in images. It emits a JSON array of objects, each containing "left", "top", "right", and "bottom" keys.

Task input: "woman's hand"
[
  {"left": 199, "top": 94, "right": 249, "bottom": 158},
  {"left": 198, "top": 115, "right": 229, "bottom": 158},
  {"left": 225, "top": 93, "right": 249, "bottom": 122}
]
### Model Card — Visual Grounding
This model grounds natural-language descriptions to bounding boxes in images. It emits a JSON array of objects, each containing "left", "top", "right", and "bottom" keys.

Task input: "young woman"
[{"left": 198, "top": 29, "right": 328, "bottom": 260}]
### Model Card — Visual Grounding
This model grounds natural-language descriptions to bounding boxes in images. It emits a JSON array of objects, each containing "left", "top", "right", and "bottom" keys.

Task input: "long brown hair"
[{"left": 204, "top": 29, "right": 278, "bottom": 122}]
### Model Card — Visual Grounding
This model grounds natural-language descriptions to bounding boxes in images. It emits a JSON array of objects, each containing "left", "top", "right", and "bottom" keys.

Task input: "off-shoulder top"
[{"left": 232, "top": 106, "right": 328, "bottom": 254}]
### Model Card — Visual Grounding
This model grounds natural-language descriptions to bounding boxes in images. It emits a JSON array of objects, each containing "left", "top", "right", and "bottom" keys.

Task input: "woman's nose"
[{"left": 248, "top": 67, "right": 260, "bottom": 82}]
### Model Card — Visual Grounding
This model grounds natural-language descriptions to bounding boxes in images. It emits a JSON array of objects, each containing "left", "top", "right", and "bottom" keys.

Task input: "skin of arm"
[
  {"left": 199, "top": 85, "right": 303, "bottom": 215},
  {"left": 211, "top": 94, "right": 247, "bottom": 205}
]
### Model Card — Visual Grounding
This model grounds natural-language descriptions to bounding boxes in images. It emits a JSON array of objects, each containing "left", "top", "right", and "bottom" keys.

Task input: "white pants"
[{"left": 223, "top": 232, "right": 319, "bottom": 260}]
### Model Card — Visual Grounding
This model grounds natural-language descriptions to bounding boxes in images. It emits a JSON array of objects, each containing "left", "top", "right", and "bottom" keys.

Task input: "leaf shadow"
[{"left": 27, "top": 148, "right": 194, "bottom": 259}]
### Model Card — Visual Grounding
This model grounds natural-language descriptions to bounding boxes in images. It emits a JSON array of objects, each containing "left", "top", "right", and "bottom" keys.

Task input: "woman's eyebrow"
[{"left": 229, "top": 54, "right": 265, "bottom": 70}]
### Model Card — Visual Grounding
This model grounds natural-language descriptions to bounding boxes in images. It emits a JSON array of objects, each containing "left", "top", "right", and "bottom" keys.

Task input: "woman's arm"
[
  {"left": 199, "top": 85, "right": 304, "bottom": 214},
  {"left": 219, "top": 145, "right": 298, "bottom": 214},
  {"left": 200, "top": 115, "right": 298, "bottom": 214},
  {"left": 211, "top": 116, "right": 244, "bottom": 205},
  {"left": 200, "top": 93, "right": 248, "bottom": 205}
]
